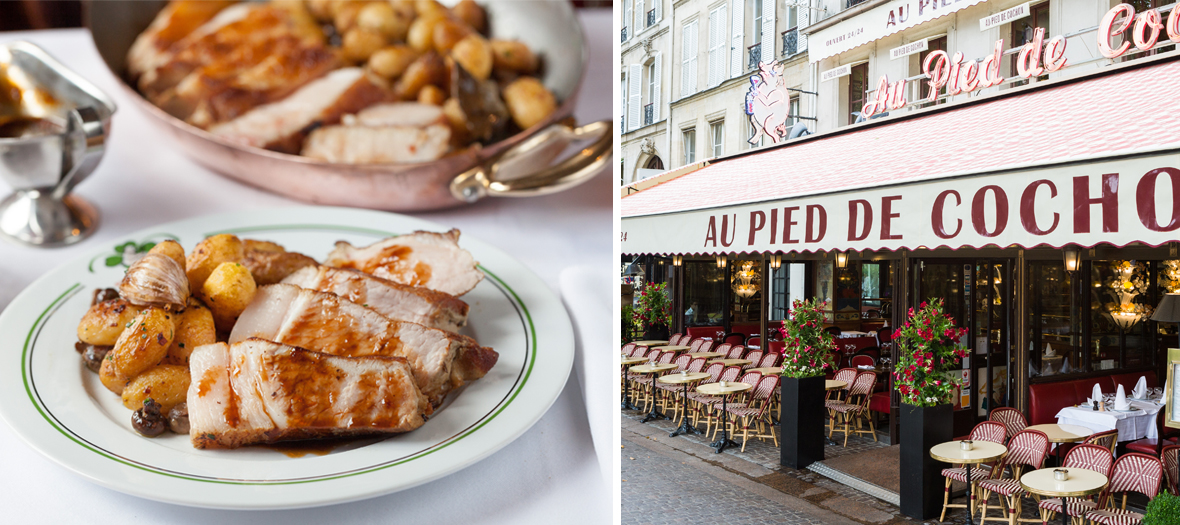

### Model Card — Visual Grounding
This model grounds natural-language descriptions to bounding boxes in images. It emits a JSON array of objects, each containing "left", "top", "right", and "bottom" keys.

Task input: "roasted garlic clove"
[{"left": 119, "top": 253, "right": 190, "bottom": 310}]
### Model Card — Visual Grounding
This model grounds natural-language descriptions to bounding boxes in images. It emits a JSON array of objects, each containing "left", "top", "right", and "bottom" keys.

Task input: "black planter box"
[
  {"left": 643, "top": 325, "right": 670, "bottom": 341},
  {"left": 900, "top": 403, "right": 953, "bottom": 520},
  {"left": 779, "top": 375, "right": 825, "bottom": 469}
]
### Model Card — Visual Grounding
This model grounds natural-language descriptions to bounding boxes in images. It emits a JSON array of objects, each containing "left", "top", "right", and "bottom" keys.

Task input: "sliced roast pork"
[
  {"left": 229, "top": 284, "right": 497, "bottom": 407},
  {"left": 208, "top": 67, "right": 389, "bottom": 153},
  {"left": 126, "top": 0, "right": 236, "bottom": 82},
  {"left": 281, "top": 265, "right": 468, "bottom": 333},
  {"left": 187, "top": 339, "right": 429, "bottom": 449},
  {"left": 324, "top": 230, "right": 484, "bottom": 296},
  {"left": 301, "top": 103, "right": 451, "bottom": 164}
]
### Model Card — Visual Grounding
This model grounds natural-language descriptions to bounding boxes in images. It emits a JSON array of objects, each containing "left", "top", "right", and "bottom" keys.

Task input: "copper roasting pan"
[{"left": 86, "top": 0, "right": 611, "bottom": 211}]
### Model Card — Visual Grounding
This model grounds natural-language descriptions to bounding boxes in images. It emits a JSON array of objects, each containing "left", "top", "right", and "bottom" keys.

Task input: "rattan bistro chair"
[
  {"left": 976, "top": 429, "right": 1051, "bottom": 525},
  {"left": 1163, "top": 444, "right": 1180, "bottom": 496},
  {"left": 721, "top": 375, "right": 781, "bottom": 452},
  {"left": 988, "top": 407, "right": 1028, "bottom": 442},
  {"left": 1083, "top": 429, "right": 1119, "bottom": 457},
  {"left": 939, "top": 421, "right": 1007, "bottom": 522},
  {"left": 1084, "top": 453, "right": 1165, "bottom": 525},
  {"left": 1036, "top": 443, "right": 1115, "bottom": 525},
  {"left": 826, "top": 371, "right": 877, "bottom": 446}
]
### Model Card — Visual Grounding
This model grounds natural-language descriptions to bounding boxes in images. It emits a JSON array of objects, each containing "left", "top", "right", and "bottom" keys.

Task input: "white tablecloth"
[
  {"left": 1055, "top": 400, "right": 1163, "bottom": 442},
  {"left": 0, "top": 11, "right": 612, "bottom": 524}
]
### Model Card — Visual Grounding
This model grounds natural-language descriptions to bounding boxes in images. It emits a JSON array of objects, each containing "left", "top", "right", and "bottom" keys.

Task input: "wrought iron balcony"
[
  {"left": 644, "top": 104, "right": 654, "bottom": 126},
  {"left": 782, "top": 28, "right": 798, "bottom": 57},
  {"left": 621, "top": 27, "right": 628, "bottom": 43},
  {"left": 747, "top": 43, "right": 761, "bottom": 71},
  {"left": 646, "top": 10, "right": 655, "bottom": 27}
]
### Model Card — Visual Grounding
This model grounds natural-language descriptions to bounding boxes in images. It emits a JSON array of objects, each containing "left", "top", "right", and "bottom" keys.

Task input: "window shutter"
[
  {"left": 707, "top": 8, "right": 721, "bottom": 87},
  {"left": 761, "top": 0, "right": 775, "bottom": 61},
  {"left": 730, "top": 0, "right": 744, "bottom": 78},
  {"left": 681, "top": 24, "right": 691, "bottom": 97},
  {"left": 652, "top": 55, "right": 661, "bottom": 121},
  {"left": 624, "top": 1, "right": 631, "bottom": 41},
  {"left": 628, "top": 64, "right": 642, "bottom": 131},
  {"left": 636, "top": 0, "right": 645, "bottom": 29},
  {"left": 689, "top": 21, "right": 698, "bottom": 94},
  {"left": 655, "top": 0, "right": 662, "bottom": 23},
  {"left": 797, "top": 2, "right": 808, "bottom": 52}
]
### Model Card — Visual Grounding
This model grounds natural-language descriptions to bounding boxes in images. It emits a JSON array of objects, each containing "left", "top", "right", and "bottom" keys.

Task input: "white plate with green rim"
[{"left": 0, "top": 206, "right": 573, "bottom": 509}]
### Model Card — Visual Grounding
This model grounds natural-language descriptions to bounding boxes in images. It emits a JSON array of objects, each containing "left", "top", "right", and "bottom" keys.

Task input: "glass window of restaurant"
[
  {"left": 1008, "top": 2, "right": 1049, "bottom": 85},
  {"left": 1027, "top": 255, "right": 1176, "bottom": 381},
  {"left": 684, "top": 260, "right": 724, "bottom": 327},
  {"left": 847, "top": 63, "right": 868, "bottom": 126},
  {"left": 916, "top": 36, "right": 948, "bottom": 106},
  {"left": 1120, "top": 0, "right": 1174, "bottom": 59},
  {"left": 729, "top": 258, "right": 762, "bottom": 324}
]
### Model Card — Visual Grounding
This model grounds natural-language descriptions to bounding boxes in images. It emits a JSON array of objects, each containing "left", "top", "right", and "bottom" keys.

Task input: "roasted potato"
[
  {"left": 121, "top": 365, "right": 191, "bottom": 413},
  {"left": 442, "top": 97, "right": 470, "bottom": 145},
  {"left": 242, "top": 239, "right": 287, "bottom": 254},
  {"left": 396, "top": 51, "right": 447, "bottom": 100},
  {"left": 343, "top": 27, "right": 387, "bottom": 63},
  {"left": 201, "top": 262, "right": 257, "bottom": 331},
  {"left": 104, "top": 308, "right": 175, "bottom": 394},
  {"left": 415, "top": 0, "right": 449, "bottom": 19},
  {"left": 451, "top": 0, "right": 486, "bottom": 34},
  {"left": 502, "top": 77, "right": 556, "bottom": 129},
  {"left": 432, "top": 18, "right": 470, "bottom": 52},
  {"left": 452, "top": 33, "right": 492, "bottom": 80},
  {"left": 418, "top": 84, "right": 447, "bottom": 105},
  {"left": 163, "top": 302, "right": 216, "bottom": 366},
  {"left": 407, "top": 12, "right": 445, "bottom": 52},
  {"left": 186, "top": 234, "right": 244, "bottom": 292},
  {"left": 242, "top": 248, "right": 318, "bottom": 285},
  {"left": 357, "top": 2, "right": 409, "bottom": 41},
  {"left": 369, "top": 45, "right": 419, "bottom": 79},
  {"left": 148, "top": 240, "right": 185, "bottom": 271},
  {"left": 491, "top": 39, "right": 538, "bottom": 74},
  {"left": 77, "top": 299, "right": 142, "bottom": 346},
  {"left": 333, "top": 1, "right": 366, "bottom": 33}
]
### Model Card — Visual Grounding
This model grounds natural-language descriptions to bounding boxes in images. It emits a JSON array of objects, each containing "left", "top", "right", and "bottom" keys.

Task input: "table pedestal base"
[
  {"left": 640, "top": 387, "right": 669, "bottom": 423},
  {"left": 711, "top": 397, "right": 738, "bottom": 453},
  {"left": 670, "top": 383, "right": 702, "bottom": 437}
]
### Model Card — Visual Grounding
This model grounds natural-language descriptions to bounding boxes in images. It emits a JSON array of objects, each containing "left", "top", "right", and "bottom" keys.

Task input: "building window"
[
  {"left": 683, "top": 128, "right": 696, "bottom": 165},
  {"left": 710, "top": 121, "right": 723, "bottom": 158},
  {"left": 847, "top": 62, "right": 868, "bottom": 126},
  {"left": 787, "top": 96, "right": 799, "bottom": 128},
  {"left": 621, "top": 76, "right": 627, "bottom": 131},
  {"left": 707, "top": 5, "right": 727, "bottom": 87},
  {"left": 644, "top": 156, "right": 664, "bottom": 170},
  {"left": 1009, "top": 3, "right": 1049, "bottom": 85},
  {"left": 681, "top": 20, "right": 699, "bottom": 97},
  {"left": 752, "top": 0, "right": 762, "bottom": 45},
  {"left": 645, "top": 62, "right": 656, "bottom": 126},
  {"left": 1119, "top": 0, "right": 1174, "bottom": 59},
  {"left": 917, "top": 36, "right": 948, "bottom": 105}
]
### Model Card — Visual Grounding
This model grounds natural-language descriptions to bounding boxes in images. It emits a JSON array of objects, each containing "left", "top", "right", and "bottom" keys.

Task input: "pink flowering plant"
[
  {"left": 778, "top": 299, "right": 838, "bottom": 378},
  {"left": 632, "top": 282, "right": 672, "bottom": 330},
  {"left": 892, "top": 299, "right": 970, "bottom": 407}
]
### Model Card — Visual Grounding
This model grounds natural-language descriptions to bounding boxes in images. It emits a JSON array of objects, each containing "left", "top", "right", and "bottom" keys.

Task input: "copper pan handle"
[{"left": 449, "top": 119, "right": 612, "bottom": 203}]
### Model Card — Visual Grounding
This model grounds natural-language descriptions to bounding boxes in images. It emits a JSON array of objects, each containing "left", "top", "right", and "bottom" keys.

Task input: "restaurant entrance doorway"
[{"left": 913, "top": 259, "right": 1015, "bottom": 437}]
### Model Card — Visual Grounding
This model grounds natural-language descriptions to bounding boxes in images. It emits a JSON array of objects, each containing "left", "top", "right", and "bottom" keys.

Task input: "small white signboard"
[
  {"left": 980, "top": 3, "right": 1030, "bottom": 32},
  {"left": 889, "top": 39, "right": 929, "bottom": 60},
  {"left": 821, "top": 64, "right": 852, "bottom": 83}
]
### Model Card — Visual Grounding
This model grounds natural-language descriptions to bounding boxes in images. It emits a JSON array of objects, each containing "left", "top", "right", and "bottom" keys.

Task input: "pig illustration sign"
[{"left": 745, "top": 61, "right": 788, "bottom": 145}]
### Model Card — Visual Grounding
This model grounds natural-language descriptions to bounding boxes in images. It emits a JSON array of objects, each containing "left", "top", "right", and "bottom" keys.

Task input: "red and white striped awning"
[{"left": 621, "top": 56, "right": 1180, "bottom": 257}]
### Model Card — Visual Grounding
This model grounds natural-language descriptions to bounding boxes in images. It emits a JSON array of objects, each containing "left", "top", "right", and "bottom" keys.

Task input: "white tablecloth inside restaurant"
[
  {"left": 1055, "top": 400, "right": 1162, "bottom": 442},
  {"left": 0, "top": 10, "right": 612, "bottom": 524}
]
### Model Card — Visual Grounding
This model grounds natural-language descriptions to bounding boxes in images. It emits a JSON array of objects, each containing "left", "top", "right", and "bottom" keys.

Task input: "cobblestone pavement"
[{"left": 621, "top": 406, "right": 1054, "bottom": 525}]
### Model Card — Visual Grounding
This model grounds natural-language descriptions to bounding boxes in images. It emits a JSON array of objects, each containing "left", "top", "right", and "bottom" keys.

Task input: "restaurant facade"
[{"left": 622, "top": 0, "right": 1180, "bottom": 444}]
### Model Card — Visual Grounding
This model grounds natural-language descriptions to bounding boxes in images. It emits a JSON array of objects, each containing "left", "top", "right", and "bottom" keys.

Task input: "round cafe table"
[
  {"left": 629, "top": 363, "right": 677, "bottom": 423},
  {"left": 685, "top": 351, "right": 724, "bottom": 359},
  {"left": 930, "top": 440, "right": 1008, "bottom": 525},
  {"left": 657, "top": 372, "right": 710, "bottom": 437},
  {"left": 825, "top": 380, "right": 847, "bottom": 390},
  {"left": 651, "top": 345, "right": 691, "bottom": 353},
  {"left": 620, "top": 357, "right": 648, "bottom": 410},
  {"left": 1020, "top": 467, "right": 1107, "bottom": 525},
  {"left": 709, "top": 358, "right": 752, "bottom": 367},
  {"left": 1027, "top": 424, "right": 1092, "bottom": 467},
  {"left": 749, "top": 367, "right": 784, "bottom": 375},
  {"left": 696, "top": 381, "right": 753, "bottom": 453},
  {"left": 631, "top": 340, "right": 669, "bottom": 346}
]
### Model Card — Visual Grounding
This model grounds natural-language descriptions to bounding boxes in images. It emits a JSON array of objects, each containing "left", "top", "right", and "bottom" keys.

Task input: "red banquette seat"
[
  {"left": 685, "top": 326, "right": 723, "bottom": 339},
  {"left": 1027, "top": 371, "right": 1157, "bottom": 426}
]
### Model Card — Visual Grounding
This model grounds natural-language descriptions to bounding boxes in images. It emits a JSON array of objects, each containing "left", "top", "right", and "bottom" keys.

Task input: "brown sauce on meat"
[
  {"left": 270, "top": 349, "right": 341, "bottom": 428},
  {"left": 197, "top": 367, "right": 218, "bottom": 397},
  {"left": 262, "top": 440, "right": 346, "bottom": 458},
  {"left": 339, "top": 246, "right": 432, "bottom": 286},
  {"left": 280, "top": 296, "right": 397, "bottom": 358}
]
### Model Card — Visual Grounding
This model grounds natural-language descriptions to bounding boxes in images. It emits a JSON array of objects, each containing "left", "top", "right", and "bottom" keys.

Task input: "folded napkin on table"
[
  {"left": 1044, "top": 344, "right": 1055, "bottom": 357},
  {"left": 1133, "top": 376, "right": 1147, "bottom": 399},
  {"left": 559, "top": 265, "right": 611, "bottom": 490},
  {"left": 857, "top": 365, "right": 873, "bottom": 370},
  {"left": 1089, "top": 383, "right": 1102, "bottom": 405},
  {"left": 1114, "top": 384, "right": 1130, "bottom": 411}
]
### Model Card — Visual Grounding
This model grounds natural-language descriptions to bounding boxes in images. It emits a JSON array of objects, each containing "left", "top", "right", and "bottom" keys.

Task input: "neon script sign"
[{"left": 860, "top": 3, "right": 1180, "bottom": 118}]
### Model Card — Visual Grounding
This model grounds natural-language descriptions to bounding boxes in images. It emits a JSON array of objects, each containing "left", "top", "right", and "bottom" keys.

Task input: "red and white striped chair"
[
  {"left": 1163, "top": 444, "right": 1179, "bottom": 495},
  {"left": 713, "top": 343, "right": 732, "bottom": 358},
  {"left": 976, "top": 429, "right": 1051, "bottom": 525},
  {"left": 1084, "top": 453, "right": 1165, "bottom": 525},
  {"left": 939, "top": 421, "right": 1008, "bottom": 522},
  {"left": 826, "top": 371, "right": 877, "bottom": 447},
  {"left": 743, "top": 351, "right": 764, "bottom": 369},
  {"left": 694, "top": 366, "right": 743, "bottom": 436},
  {"left": 1037, "top": 443, "right": 1115, "bottom": 524},
  {"left": 758, "top": 353, "right": 781, "bottom": 368},
  {"left": 621, "top": 343, "right": 636, "bottom": 355},
  {"left": 1084, "top": 429, "right": 1119, "bottom": 457},
  {"left": 828, "top": 368, "right": 859, "bottom": 403},
  {"left": 686, "top": 362, "right": 725, "bottom": 427},
  {"left": 721, "top": 374, "right": 781, "bottom": 452},
  {"left": 988, "top": 407, "right": 1028, "bottom": 442},
  {"left": 725, "top": 345, "right": 746, "bottom": 360},
  {"left": 668, "top": 333, "right": 684, "bottom": 345},
  {"left": 689, "top": 338, "right": 711, "bottom": 353}
]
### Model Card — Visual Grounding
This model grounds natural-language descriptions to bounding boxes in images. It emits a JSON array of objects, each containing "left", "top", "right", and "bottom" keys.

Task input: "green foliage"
[
  {"left": 778, "top": 298, "right": 837, "bottom": 378},
  {"left": 632, "top": 282, "right": 672, "bottom": 330},
  {"left": 1143, "top": 490, "right": 1180, "bottom": 525},
  {"left": 893, "top": 299, "right": 970, "bottom": 407},
  {"left": 621, "top": 304, "right": 637, "bottom": 345}
]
